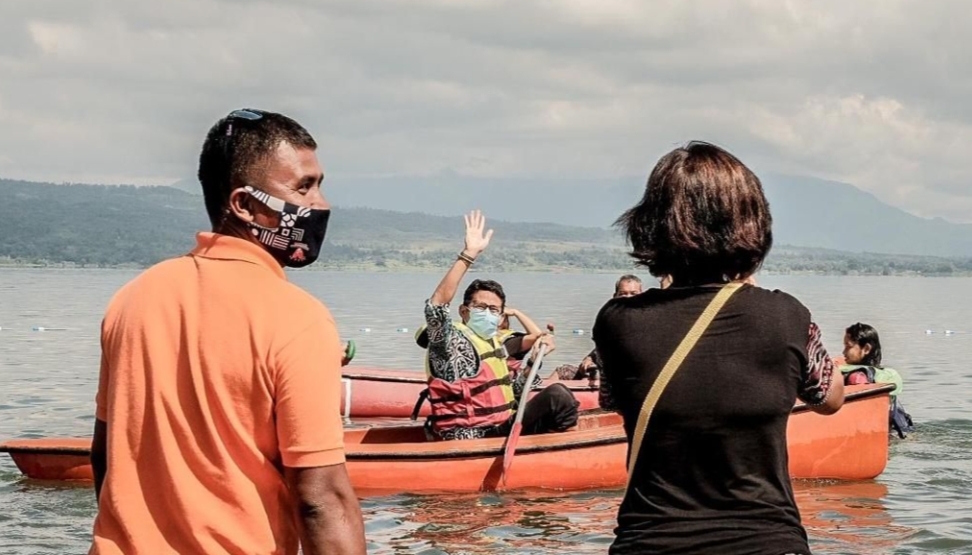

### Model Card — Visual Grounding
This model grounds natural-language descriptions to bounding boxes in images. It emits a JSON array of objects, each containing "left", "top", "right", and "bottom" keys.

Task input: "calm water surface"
[{"left": 1, "top": 269, "right": 971, "bottom": 554}]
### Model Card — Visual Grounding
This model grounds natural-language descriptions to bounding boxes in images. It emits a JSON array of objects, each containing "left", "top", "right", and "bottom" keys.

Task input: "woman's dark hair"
[
  {"left": 463, "top": 279, "right": 506, "bottom": 307},
  {"left": 197, "top": 109, "right": 317, "bottom": 227},
  {"left": 846, "top": 322, "right": 883, "bottom": 367},
  {"left": 615, "top": 141, "right": 773, "bottom": 283}
]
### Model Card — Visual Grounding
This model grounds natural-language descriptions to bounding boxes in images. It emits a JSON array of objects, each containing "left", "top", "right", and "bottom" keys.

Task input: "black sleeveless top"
[{"left": 594, "top": 284, "right": 829, "bottom": 555}]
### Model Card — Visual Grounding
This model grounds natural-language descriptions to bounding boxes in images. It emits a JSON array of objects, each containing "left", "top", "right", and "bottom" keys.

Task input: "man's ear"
[
  {"left": 458, "top": 304, "right": 469, "bottom": 321},
  {"left": 227, "top": 188, "right": 256, "bottom": 224}
]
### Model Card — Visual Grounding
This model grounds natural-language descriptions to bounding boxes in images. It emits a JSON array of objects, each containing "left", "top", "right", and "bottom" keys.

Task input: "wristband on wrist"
[{"left": 458, "top": 252, "right": 476, "bottom": 265}]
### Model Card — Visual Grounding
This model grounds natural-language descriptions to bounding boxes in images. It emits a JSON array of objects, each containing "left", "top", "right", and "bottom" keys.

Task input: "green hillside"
[{"left": 2, "top": 179, "right": 971, "bottom": 275}]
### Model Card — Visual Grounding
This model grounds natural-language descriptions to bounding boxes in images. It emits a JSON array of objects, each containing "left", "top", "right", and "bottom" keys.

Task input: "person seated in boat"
[
  {"left": 498, "top": 307, "right": 552, "bottom": 373},
  {"left": 553, "top": 274, "right": 644, "bottom": 382},
  {"left": 841, "top": 322, "right": 915, "bottom": 438},
  {"left": 414, "top": 306, "right": 547, "bottom": 373},
  {"left": 420, "top": 210, "right": 580, "bottom": 441}
]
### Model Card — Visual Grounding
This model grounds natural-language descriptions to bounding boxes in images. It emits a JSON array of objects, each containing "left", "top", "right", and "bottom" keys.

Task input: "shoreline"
[{"left": 1, "top": 262, "right": 969, "bottom": 277}]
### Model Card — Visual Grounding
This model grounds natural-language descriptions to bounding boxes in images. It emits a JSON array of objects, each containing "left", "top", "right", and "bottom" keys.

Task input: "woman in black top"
[{"left": 593, "top": 142, "right": 845, "bottom": 555}]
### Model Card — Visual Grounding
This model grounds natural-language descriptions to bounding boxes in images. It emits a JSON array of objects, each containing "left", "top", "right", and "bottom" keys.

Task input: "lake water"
[{"left": 1, "top": 268, "right": 971, "bottom": 554}]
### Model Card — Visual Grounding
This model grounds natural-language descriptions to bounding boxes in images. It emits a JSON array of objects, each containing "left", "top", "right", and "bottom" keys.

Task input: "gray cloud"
[{"left": 1, "top": 0, "right": 971, "bottom": 221}]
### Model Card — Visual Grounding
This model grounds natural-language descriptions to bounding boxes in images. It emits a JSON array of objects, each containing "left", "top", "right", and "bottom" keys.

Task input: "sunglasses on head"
[{"left": 225, "top": 108, "right": 264, "bottom": 137}]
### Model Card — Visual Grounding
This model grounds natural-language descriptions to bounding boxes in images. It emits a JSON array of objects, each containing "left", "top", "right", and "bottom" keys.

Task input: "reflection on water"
[
  {"left": 360, "top": 481, "right": 920, "bottom": 555},
  {"left": 2, "top": 270, "right": 972, "bottom": 554},
  {"left": 795, "top": 481, "right": 915, "bottom": 555},
  {"left": 363, "top": 491, "right": 617, "bottom": 555}
]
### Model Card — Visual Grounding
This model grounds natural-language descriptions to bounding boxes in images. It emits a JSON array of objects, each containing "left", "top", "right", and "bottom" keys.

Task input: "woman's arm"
[{"left": 800, "top": 322, "right": 846, "bottom": 415}]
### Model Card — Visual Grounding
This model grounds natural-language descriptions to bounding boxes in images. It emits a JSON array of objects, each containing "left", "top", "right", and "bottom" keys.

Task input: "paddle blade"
[
  {"left": 501, "top": 423, "right": 524, "bottom": 477},
  {"left": 500, "top": 343, "right": 548, "bottom": 483}
]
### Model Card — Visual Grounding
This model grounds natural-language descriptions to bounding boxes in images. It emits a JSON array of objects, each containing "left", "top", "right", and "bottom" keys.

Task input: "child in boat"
[{"left": 841, "top": 322, "right": 915, "bottom": 438}]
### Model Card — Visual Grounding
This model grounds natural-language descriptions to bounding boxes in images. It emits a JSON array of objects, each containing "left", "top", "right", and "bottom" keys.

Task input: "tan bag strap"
[{"left": 625, "top": 282, "right": 743, "bottom": 492}]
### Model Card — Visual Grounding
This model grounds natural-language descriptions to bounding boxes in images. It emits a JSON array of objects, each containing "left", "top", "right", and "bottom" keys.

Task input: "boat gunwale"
[
  {"left": 791, "top": 382, "right": 894, "bottom": 414},
  {"left": 342, "top": 370, "right": 598, "bottom": 392},
  {"left": 0, "top": 384, "right": 894, "bottom": 459},
  {"left": 0, "top": 440, "right": 91, "bottom": 456}
]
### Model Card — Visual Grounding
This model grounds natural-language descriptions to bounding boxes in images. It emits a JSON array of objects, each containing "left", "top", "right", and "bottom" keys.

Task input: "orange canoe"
[
  {"left": 0, "top": 384, "right": 893, "bottom": 492},
  {"left": 340, "top": 367, "right": 600, "bottom": 418}
]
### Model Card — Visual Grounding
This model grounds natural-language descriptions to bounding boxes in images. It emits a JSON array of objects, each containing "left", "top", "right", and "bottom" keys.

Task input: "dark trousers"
[{"left": 520, "top": 383, "right": 580, "bottom": 435}]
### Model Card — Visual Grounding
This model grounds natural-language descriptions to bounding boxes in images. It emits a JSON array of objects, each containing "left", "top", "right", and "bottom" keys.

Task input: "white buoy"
[
  {"left": 945, "top": 330, "right": 955, "bottom": 335},
  {"left": 925, "top": 330, "right": 934, "bottom": 335},
  {"left": 396, "top": 327, "right": 409, "bottom": 333},
  {"left": 572, "top": 329, "right": 585, "bottom": 335},
  {"left": 359, "top": 328, "right": 372, "bottom": 333}
]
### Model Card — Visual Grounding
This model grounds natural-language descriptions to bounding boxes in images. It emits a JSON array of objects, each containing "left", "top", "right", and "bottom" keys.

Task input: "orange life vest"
[{"left": 422, "top": 323, "right": 516, "bottom": 433}]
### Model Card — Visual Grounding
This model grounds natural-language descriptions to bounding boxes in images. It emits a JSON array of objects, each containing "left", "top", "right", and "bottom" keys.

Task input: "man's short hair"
[
  {"left": 197, "top": 109, "right": 317, "bottom": 227},
  {"left": 614, "top": 274, "right": 642, "bottom": 294},
  {"left": 462, "top": 279, "right": 506, "bottom": 307}
]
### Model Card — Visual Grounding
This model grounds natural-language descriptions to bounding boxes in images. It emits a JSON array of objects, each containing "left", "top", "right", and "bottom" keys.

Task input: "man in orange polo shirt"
[{"left": 90, "top": 109, "right": 366, "bottom": 555}]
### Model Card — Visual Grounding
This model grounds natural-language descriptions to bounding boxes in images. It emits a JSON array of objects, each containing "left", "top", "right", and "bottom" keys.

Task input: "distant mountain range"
[
  {"left": 268, "top": 173, "right": 972, "bottom": 258},
  {"left": 5, "top": 173, "right": 972, "bottom": 270}
]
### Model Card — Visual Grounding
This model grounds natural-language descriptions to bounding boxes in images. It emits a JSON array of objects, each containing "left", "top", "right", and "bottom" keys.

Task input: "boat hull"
[
  {"left": 787, "top": 386, "right": 890, "bottom": 480},
  {"left": 345, "top": 411, "right": 628, "bottom": 494},
  {"left": 0, "top": 384, "right": 893, "bottom": 492},
  {"left": 1, "top": 438, "right": 92, "bottom": 483}
]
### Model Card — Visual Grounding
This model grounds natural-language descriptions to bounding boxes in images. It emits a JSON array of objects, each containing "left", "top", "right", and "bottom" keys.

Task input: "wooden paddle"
[{"left": 500, "top": 342, "right": 549, "bottom": 481}]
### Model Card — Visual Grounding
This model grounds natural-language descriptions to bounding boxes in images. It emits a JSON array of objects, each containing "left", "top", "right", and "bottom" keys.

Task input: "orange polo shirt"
[{"left": 91, "top": 232, "right": 346, "bottom": 555}]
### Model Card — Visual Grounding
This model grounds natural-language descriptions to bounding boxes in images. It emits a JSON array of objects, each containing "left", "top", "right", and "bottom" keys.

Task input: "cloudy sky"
[{"left": 1, "top": 0, "right": 971, "bottom": 221}]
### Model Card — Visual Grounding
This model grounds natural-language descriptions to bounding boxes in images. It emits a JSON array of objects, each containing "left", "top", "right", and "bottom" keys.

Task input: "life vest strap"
[
  {"left": 410, "top": 388, "right": 430, "bottom": 421},
  {"left": 425, "top": 401, "right": 516, "bottom": 423},
  {"left": 427, "top": 374, "right": 513, "bottom": 404},
  {"left": 480, "top": 347, "right": 506, "bottom": 360}
]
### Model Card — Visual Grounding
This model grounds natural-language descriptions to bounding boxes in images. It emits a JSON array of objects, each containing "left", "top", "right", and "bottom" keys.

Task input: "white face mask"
[{"left": 466, "top": 307, "right": 500, "bottom": 339}]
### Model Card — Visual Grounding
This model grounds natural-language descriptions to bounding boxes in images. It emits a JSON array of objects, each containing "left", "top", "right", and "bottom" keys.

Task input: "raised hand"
[{"left": 463, "top": 210, "right": 493, "bottom": 258}]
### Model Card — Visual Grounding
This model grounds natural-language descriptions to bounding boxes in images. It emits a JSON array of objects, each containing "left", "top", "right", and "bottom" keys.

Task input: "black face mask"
[{"left": 243, "top": 186, "right": 330, "bottom": 268}]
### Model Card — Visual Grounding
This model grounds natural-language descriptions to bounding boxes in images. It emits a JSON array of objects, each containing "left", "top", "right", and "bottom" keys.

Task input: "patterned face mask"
[{"left": 243, "top": 186, "right": 330, "bottom": 268}]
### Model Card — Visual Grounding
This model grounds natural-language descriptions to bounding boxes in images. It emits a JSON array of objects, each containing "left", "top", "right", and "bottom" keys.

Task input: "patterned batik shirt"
[{"left": 424, "top": 300, "right": 539, "bottom": 440}]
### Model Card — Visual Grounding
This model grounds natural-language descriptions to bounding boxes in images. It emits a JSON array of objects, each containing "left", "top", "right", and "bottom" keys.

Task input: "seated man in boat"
[
  {"left": 841, "top": 322, "right": 915, "bottom": 438},
  {"left": 420, "top": 210, "right": 580, "bottom": 440},
  {"left": 414, "top": 306, "right": 547, "bottom": 373},
  {"left": 553, "top": 274, "right": 644, "bottom": 382}
]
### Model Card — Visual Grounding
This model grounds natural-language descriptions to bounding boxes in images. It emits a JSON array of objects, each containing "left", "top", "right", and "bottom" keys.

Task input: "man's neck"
[{"left": 214, "top": 220, "right": 286, "bottom": 268}]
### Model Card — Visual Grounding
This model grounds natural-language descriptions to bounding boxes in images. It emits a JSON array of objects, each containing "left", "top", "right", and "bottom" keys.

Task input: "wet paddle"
[{"left": 500, "top": 342, "right": 549, "bottom": 481}]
